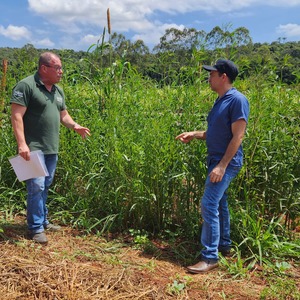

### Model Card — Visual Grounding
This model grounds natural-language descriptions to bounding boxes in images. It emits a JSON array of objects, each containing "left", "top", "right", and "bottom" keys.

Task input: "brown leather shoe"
[{"left": 186, "top": 261, "right": 218, "bottom": 274}]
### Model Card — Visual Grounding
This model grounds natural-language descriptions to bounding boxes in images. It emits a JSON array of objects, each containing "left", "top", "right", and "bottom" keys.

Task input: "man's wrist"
[
  {"left": 194, "top": 131, "right": 206, "bottom": 140},
  {"left": 193, "top": 132, "right": 199, "bottom": 139}
]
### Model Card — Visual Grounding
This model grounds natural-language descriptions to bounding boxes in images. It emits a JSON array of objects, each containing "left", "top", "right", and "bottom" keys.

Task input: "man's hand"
[
  {"left": 175, "top": 131, "right": 206, "bottom": 143},
  {"left": 175, "top": 132, "right": 195, "bottom": 143},
  {"left": 73, "top": 124, "right": 91, "bottom": 139},
  {"left": 18, "top": 143, "right": 31, "bottom": 161},
  {"left": 209, "top": 164, "right": 226, "bottom": 183}
]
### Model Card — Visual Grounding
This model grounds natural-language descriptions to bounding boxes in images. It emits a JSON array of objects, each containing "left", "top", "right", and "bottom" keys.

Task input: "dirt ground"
[{"left": 0, "top": 216, "right": 299, "bottom": 300}]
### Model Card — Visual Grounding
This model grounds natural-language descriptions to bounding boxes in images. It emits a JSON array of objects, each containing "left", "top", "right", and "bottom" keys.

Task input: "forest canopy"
[{"left": 1, "top": 25, "right": 300, "bottom": 85}]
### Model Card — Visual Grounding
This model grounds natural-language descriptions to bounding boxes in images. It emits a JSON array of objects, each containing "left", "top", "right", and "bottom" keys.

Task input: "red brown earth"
[{"left": 0, "top": 215, "right": 299, "bottom": 299}]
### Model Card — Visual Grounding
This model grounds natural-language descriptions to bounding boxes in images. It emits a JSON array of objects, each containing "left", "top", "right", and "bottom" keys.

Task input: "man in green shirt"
[{"left": 10, "top": 51, "right": 90, "bottom": 244}]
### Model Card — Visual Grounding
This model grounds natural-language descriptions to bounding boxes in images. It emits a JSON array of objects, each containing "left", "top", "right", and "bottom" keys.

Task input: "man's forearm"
[
  {"left": 11, "top": 116, "right": 26, "bottom": 147},
  {"left": 193, "top": 131, "right": 206, "bottom": 140},
  {"left": 60, "top": 110, "right": 77, "bottom": 129},
  {"left": 218, "top": 136, "right": 243, "bottom": 169}
]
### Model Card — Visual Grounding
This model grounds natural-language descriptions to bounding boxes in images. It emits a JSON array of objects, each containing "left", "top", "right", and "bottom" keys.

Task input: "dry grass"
[{"left": 0, "top": 216, "right": 298, "bottom": 300}]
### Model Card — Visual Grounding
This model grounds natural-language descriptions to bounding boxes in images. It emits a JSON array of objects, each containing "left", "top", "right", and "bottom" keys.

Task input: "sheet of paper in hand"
[{"left": 9, "top": 150, "right": 49, "bottom": 181}]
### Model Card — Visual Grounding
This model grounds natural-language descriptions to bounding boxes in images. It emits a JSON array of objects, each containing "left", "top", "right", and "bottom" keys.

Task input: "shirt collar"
[
  {"left": 34, "top": 72, "right": 56, "bottom": 92},
  {"left": 216, "top": 87, "right": 236, "bottom": 103}
]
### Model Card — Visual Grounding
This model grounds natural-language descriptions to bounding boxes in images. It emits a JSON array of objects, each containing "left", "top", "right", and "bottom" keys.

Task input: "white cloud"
[
  {"left": 277, "top": 23, "right": 300, "bottom": 37},
  {"left": 28, "top": 0, "right": 156, "bottom": 32},
  {"left": 28, "top": 0, "right": 108, "bottom": 26},
  {"left": 80, "top": 34, "right": 100, "bottom": 45},
  {"left": 27, "top": 0, "right": 300, "bottom": 32},
  {"left": 133, "top": 23, "right": 185, "bottom": 46},
  {"left": 266, "top": 0, "right": 300, "bottom": 6},
  {"left": 21, "top": 0, "right": 300, "bottom": 49},
  {"left": 35, "top": 38, "right": 55, "bottom": 48},
  {"left": 0, "top": 25, "right": 31, "bottom": 41},
  {"left": 26, "top": 0, "right": 259, "bottom": 48}
]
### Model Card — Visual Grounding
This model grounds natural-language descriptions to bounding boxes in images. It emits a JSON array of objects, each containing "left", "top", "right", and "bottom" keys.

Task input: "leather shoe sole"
[{"left": 186, "top": 261, "right": 218, "bottom": 274}]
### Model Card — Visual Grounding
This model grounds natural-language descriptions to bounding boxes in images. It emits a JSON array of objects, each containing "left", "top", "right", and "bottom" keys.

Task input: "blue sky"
[{"left": 0, "top": 0, "right": 300, "bottom": 51}]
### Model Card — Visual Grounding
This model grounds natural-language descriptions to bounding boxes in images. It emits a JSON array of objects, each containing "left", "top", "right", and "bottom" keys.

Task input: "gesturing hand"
[
  {"left": 74, "top": 124, "right": 91, "bottom": 139},
  {"left": 175, "top": 132, "right": 195, "bottom": 143}
]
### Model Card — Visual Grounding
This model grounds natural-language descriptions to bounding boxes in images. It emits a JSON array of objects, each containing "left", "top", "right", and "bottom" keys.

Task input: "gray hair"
[{"left": 38, "top": 52, "right": 60, "bottom": 68}]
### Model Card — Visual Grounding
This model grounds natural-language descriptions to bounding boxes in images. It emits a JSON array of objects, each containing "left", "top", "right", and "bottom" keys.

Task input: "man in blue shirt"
[{"left": 176, "top": 59, "right": 249, "bottom": 273}]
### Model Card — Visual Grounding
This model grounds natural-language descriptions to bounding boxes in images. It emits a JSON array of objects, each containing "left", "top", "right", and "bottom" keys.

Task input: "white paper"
[{"left": 9, "top": 150, "right": 49, "bottom": 181}]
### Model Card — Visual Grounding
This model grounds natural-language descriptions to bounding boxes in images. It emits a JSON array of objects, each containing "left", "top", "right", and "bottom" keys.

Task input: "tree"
[
  {"left": 110, "top": 32, "right": 129, "bottom": 57},
  {"left": 205, "top": 25, "right": 252, "bottom": 53},
  {"left": 154, "top": 28, "right": 206, "bottom": 53}
]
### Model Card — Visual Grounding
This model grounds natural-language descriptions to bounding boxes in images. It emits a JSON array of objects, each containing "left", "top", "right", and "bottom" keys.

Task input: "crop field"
[{"left": 0, "top": 47, "right": 299, "bottom": 299}]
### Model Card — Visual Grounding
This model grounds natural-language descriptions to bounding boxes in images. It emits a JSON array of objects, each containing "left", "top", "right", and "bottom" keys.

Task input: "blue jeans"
[
  {"left": 26, "top": 154, "right": 58, "bottom": 233},
  {"left": 200, "top": 162, "right": 241, "bottom": 262}
]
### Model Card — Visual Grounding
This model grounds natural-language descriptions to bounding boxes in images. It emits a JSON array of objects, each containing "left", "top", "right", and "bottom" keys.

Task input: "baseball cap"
[{"left": 203, "top": 59, "right": 239, "bottom": 82}]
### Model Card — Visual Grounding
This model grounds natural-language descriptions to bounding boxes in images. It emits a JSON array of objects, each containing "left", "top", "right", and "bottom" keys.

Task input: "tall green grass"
[{"left": 1, "top": 48, "right": 299, "bottom": 270}]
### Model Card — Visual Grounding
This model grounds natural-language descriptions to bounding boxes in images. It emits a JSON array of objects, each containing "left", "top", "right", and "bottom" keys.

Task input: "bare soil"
[{"left": 0, "top": 215, "right": 299, "bottom": 300}]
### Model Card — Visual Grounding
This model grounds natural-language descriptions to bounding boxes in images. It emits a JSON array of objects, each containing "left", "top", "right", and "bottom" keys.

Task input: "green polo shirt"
[{"left": 10, "top": 72, "right": 66, "bottom": 154}]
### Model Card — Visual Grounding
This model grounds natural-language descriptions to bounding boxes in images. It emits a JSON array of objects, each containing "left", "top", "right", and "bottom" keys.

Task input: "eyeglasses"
[{"left": 44, "top": 65, "right": 63, "bottom": 71}]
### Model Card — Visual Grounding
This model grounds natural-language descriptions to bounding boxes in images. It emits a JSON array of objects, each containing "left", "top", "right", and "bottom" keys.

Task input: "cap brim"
[{"left": 203, "top": 65, "right": 218, "bottom": 71}]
